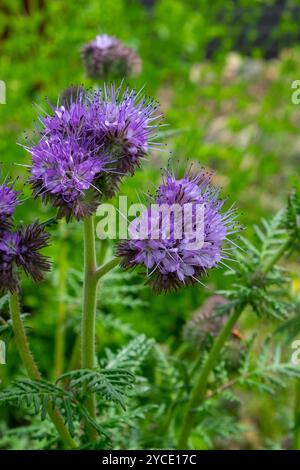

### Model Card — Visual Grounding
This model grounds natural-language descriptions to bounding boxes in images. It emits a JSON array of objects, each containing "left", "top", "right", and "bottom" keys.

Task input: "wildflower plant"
[{"left": 0, "top": 75, "right": 299, "bottom": 451}]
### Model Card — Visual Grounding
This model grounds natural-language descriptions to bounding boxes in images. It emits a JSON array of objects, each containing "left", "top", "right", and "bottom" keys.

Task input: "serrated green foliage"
[
  {"left": 0, "top": 379, "right": 77, "bottom": 436},
  {"left": 207, "top": 337, "right": 300, "bottom": 399},
  {"left": 196, "top": 414, "right": 246, "bottom": 449},
  {"left": 102, "top": 335, "right": 155, "bottom": 372},
  {"left": 220, "top": 210, "right": 292, "bottom": 320},
  {"left": 58, "top": 368, "right": 135, "bottom": 410}
]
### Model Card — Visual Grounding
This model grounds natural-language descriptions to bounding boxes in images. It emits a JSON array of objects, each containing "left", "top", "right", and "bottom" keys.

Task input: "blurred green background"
[{"left": 0, "top": 0, "right": 300, "bottom": 449}]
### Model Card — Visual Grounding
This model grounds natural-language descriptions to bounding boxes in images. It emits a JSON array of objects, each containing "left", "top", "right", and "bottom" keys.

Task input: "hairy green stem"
[
  {"left": 80, "top": 217, "right": 119, "bottom": 439},
  {"left": 177, "top": 236, "right": 291, "bottom": 449},
  {"left": 81, "top": 216, "right": 98, "bottom": 438},
  {"left": 53, "top": 219, "right": 68, "bottom": 378},
  {"left": 262, "top": 237, "right": 291, "bottom": 275},
  {"left": 94, "top": 257, "right": 119, "bottom": 282},
  {"left": 9, "top": 291, "right": 77, "bottom": 449}
]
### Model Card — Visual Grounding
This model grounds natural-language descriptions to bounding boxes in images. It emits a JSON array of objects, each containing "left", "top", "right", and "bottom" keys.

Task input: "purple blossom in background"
[
  {"left": 117, "top": 169, "right": 239, "bottom": 293},
  {"left": 0, "top": 223, "right": 50, "bottom": 293},
  {"left": 24, "top": 85, "right": 160, "bottom": 218},
  {"left": 81, "top": 34, "right": 141, "bottom": 80},
  {"left": 0, "top": 182, "right": 20, "bottom": 230}
]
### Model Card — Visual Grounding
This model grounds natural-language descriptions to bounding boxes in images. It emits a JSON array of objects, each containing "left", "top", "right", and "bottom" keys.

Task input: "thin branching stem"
[{"left": 94, "top": 257, "right": 119, "bottom": 282}]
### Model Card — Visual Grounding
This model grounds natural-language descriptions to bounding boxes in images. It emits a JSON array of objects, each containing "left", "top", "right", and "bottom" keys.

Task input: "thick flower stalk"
[
  {"left": 117, "top": 169, "right": 239, "bottom": 292},
  {"left": 81, "top": 34, "right": 141, "bottom": 80}
]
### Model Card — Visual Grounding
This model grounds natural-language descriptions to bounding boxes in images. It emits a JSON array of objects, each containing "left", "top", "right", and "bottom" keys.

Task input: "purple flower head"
[
  {"left": 88, "top": 85, "right": 160, "bottom": 196},
  {"left": 81, "top": 34, "right": 141, "bottom": 80},
  {"left": 117, "top": 168, "right": 239, "bottom": 293},
  {"left": 24, "top": 89, "right": 108, "bottom": 220},
  {"left": 0, "top": 182, "right": 20, "bottom": 230},
  {"left": 0, "top": 222, "right": 51, "bottom": 294},
  {"left": 29, "top": 136, "right": 108, "bottom": 220},
  {"left": 24, "top": 85, "right": 160, "bottom": 219}
]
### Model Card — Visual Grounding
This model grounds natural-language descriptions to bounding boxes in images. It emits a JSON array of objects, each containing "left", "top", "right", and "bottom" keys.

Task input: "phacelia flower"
[
  {"left": 0, "top": 182, "right": 20, "bottom": 230},
  {"left": 88, "top": 85, "right": 160, "bottom": 196},
  {"left": 24, "top": 85, "right": 160, "bottom": 219},
  {"left": 81, "top": 34, "right": 141, "bottom": 80},
  {"left": 0, "top": 222, "right": 51, "bottom": 294},
  {"left": 117, "top": 169, "right": 239, "bottom": 293},
  {"left": 29, "top": 136, "right": 107, "bottom": 220}
]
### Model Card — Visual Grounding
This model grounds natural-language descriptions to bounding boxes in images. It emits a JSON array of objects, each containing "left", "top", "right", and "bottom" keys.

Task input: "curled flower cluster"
[
  {"left": 117, "top": 169, "right": 239, "bottom": 292},
  {"left": 183, "top": 295, "right": 245, "bottom": 371},
  {"left": 0, "top": 182, "right": 50, "bottom": 293},
  {"left": 183, "top": 295, "right": 228, "bottom": 349},
  {"left": 24, "top": 85, "right": 159, "bottom": 220},
  {"left": 81, "top": 34, "right": 141, "bottom": 80}
]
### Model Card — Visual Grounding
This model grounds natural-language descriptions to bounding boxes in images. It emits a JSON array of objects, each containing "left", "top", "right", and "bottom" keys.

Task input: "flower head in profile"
[
  {"left": 0, "top": 222, "right": 51, "bottom": 294},
  {"left": 0, "top": 180, "right": 51, "bottom": 293},
  {"left": 0, "top": 181, "right": 20, "bottom": 230},
  {"left": 81, "top": 34, "right": 141, "bottom": 80},
  {"left": 23, "top": 85, "right": 160, "bottom": 219},
  {"left": 117, "top": 168, "right": 240, "bottom": 293}
]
